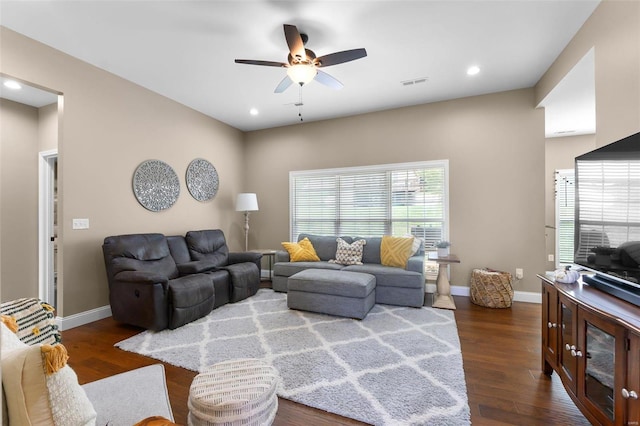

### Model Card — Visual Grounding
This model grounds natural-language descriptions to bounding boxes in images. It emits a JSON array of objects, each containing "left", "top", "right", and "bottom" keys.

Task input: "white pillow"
[
  {"left": 402, "top": 235, "right": 423, "bottom": 256},
  {"left": 411, "top": 237, "right": 423, "bottom": 256},
  {"left": 0, "top": 321, "right": 27, "bottom": 355},
  {"left": 1, "top": 344, "right": 97, "bottom": 425}
]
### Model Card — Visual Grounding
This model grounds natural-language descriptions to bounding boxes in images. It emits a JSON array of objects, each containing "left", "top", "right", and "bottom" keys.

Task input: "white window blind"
[
  {"left": 575, "top": 159, "right": 640, "bottom": 262},
  {"left": 555, "top": 169, "right": 575, "bottom": 265},
  {"left": 290, "top": 161, "right": 449, "bottom": 248}
]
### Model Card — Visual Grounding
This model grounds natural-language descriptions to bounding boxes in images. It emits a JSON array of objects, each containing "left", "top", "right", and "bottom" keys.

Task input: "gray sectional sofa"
[{"left": 273, "top": 234, "right": 425, "bottom": 310}]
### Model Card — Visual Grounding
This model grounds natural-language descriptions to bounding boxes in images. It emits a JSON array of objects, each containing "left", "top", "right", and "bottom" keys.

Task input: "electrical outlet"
[
  {"left": 548, "top": 254, "right": 555, "bottom": 262},
  {"left": 72, "top": 218, "right": 89, "bottom": 229},
  {"left": 515, "top": 268, "right": 524, "bottom": 280}
]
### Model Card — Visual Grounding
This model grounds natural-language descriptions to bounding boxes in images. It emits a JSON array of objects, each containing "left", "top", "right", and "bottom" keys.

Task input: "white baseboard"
[
  {"left": 425, "top": 283, "right": 541, "bottom": 304},
  {"left": 55, "top": 305, "right": 112, "bottom": 331},
  {"left": 55, "top": 283, "right": 541, "bottom": 331}
]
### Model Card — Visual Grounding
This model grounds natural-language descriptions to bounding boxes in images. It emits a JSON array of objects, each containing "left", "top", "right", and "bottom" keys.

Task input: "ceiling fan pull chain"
[{"left": 298, "top": 86, "right": 304, "bottom": 122}]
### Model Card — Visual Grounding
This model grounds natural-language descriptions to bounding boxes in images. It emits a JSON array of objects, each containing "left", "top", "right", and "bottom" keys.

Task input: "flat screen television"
[{"left": 574, "top": 130, "right": 640, "bottom": 307}]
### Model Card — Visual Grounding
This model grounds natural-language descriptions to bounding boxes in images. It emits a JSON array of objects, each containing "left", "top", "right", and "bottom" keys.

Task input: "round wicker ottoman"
[
  {"left": 470, "top": 268, "right": 514, "bottom": 308},
  {"left": 188, "top": 358, "right": 279, "bottom": 426}
]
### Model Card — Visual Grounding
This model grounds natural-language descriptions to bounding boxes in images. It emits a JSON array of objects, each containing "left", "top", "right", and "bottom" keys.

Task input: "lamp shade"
[
  {"left": 235, "top": 193, "right": 259, "bottom": 212},
  {"left": 287, "top": 64, "right": 317, "bottom": 85}
]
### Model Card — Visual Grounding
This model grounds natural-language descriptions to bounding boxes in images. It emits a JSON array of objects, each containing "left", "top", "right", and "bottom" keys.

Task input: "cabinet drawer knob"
[
  {"left": 547, "top": 322, "right": 557, "bottom": 328},
  {"left": 622, "top": 388, "right": 638, "bottom": 399},
  {"left": 565, "top": 344, "right": 575, "bottom": 351}
]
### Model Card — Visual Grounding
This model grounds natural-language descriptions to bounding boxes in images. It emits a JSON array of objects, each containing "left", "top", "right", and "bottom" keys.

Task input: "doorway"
[{"left": 39, "top": 150, "right": 58, "bottom": 307}]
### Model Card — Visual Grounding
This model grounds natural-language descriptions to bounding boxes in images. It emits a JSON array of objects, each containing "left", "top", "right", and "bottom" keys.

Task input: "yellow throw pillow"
[
  {"left": 281, "top": 237, "right": 320, "bottom": 262},
  {"left": 380, "top": 236, "right": 415, "bottom": 268}
]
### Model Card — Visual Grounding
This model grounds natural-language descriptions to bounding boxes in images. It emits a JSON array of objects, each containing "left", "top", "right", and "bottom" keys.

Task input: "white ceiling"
[
  {"left": 0, "top": 0, "right": 600, "bottom": 132},
  {"left": 0, "top": 76, "right": 58, "bottom": 107},
  {"left": 539, "top": 48, "right": 596, "bottom": 138}
]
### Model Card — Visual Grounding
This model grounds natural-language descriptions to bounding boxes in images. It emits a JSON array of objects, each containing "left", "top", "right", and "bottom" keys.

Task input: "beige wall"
[
  {"left": 245, "top": 89, "right": 547, "bottom": 293},
  {"left": 38, "top": 102, "right": 59, "bottom": 152},
  {"left": 0, "top": 99, "right": 40, "bottom": 301},
  {"left": 544, "top": 134, "right": 597, "bottom": 266},
  {"left": 0, "top": 27, "right": 246, "bottom": 316},
  {"left": 536, "top": 0, "right": 640, "bottom": 147}
]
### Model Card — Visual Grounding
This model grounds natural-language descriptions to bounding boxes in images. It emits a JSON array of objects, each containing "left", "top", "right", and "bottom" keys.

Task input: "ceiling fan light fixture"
[{"left": 287, "top": 64, "right": 317, "bottom": 85}]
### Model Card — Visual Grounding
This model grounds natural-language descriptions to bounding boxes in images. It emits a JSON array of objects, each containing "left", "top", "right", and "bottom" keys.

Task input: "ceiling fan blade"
[
  {"left": 314, "top": 70, "right": 343, "bottom": 90},
  {"left": 274, "top": 76, "right": 293, "bottom": 93},
  {"left": 315, "top": 48, "right": 367, "bottom": 67},
  {"left": 235, "top": 59, "right": 287, "bottom": 67},
  {"left": 284, "top": 24, "right": 306, "bottom": 60}
]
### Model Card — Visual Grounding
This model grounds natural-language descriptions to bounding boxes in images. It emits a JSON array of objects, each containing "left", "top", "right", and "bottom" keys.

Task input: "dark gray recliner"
[
  {"left": 102, "top": 233, "right": 215, "bottom": 330},
  {"left": 103, "top": 230, "right": 263, "bottom": 331},
  {"left": 185, "top": 230, "right": 261, "bottom": 303}
]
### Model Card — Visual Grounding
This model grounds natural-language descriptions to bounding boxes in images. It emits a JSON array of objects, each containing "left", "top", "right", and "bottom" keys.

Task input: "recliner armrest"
[
  {"left": 228, "top": 252, "right": 262, "bottom": 264},
  {"left": 176, "top": 260, "right": 217, "bottom": 275},
  {"left": 114, "top": 270, "right": 169, "bottom": 284}
]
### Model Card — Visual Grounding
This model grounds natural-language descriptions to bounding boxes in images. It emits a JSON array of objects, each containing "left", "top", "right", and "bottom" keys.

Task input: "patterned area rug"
[{"left": 116, "top": 289, "right": 470, "bottom": 425}]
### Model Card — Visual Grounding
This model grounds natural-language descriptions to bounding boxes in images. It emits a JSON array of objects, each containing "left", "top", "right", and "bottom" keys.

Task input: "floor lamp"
[{"left": 236, "top": 193, "right": 259, "bottom": 251}]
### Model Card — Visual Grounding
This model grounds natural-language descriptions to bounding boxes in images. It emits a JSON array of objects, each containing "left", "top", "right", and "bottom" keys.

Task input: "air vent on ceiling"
[{"left": 401, "top": 77, "right": 428, "bottom": 86}]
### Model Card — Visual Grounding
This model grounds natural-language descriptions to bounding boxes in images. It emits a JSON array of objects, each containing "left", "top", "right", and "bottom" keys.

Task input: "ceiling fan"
[{"left": 235, "top": 24, "right": 367, "bottom": 93}]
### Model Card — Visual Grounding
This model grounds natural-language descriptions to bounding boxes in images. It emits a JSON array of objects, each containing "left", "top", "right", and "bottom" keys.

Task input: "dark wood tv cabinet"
[{"left": 539, "top": 274, "right": 640, "bottom": 425}]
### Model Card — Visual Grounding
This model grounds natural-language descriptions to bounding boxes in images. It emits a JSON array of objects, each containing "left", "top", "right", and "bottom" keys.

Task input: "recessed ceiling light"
[
  {"left": 3, "top": 80, "right": 22, "bottom": 90},
  {"left": 466, "top": 66, "right": 480, "bottom": 76},
  {"left": 249, "top": 108, "right": 259, "bottom": 116}
]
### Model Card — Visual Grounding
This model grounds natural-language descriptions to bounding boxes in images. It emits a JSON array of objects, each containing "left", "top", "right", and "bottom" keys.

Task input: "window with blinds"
[
  {"left": 575, "top": 159, "right": 640, "bottom": 262},
  {"left": 555, "top": 169, "right": 575, "bottom": 265},
  {"left": 290, "top": 160, "right": 449, "bottom": 253}
]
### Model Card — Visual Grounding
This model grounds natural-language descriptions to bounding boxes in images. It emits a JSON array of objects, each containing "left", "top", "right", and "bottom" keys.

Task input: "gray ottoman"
[{"left": 287, "top": 269, "right": 376, "bottom": 319}]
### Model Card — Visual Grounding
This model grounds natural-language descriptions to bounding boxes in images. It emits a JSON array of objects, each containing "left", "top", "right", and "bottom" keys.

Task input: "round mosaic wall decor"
[
  {"left": 132, "top": 160, "right": 180, "bottom": 211},
  {"left": 186, "top": 158, "right": 219, "bottom": 202}
]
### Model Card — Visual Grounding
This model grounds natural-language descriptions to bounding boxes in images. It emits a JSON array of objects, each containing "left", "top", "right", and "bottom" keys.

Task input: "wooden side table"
[
  {"left": 428, "top": 252, "right": 460, "bottom": 310},
  {"left": 251, "top": 249, "right": 276, "bottom": 281}
]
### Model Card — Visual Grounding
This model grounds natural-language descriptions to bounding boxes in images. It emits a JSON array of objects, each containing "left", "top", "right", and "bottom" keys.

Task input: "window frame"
[
  {"left": 289, "top": 160, "right": 449, "bottom": 278},
  {"left": 555, "top": 168, "right": 575, "bottom": 267}
]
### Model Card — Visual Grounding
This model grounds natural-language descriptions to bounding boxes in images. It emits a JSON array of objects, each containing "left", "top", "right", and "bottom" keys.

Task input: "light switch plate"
[{"left": 72, "top": 218, "right": 89, "bottom": 229}]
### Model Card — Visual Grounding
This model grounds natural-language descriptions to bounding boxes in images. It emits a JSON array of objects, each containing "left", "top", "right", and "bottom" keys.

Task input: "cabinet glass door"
[{"left": 584, "top": 321, "right": 615, "bottom": 421}]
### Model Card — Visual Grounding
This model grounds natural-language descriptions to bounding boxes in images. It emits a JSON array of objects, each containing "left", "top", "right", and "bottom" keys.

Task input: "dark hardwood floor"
[{"left": 62, "top": 286, "right": 590, "bottom": 425}]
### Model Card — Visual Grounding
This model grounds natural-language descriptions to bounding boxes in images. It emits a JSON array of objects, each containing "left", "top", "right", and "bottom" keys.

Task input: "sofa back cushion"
[
  {"left": 354, "top": 237, "right": 382, "bottom": 264},
  {"left": 166, "top": 235, "right": 191, "bottom": 264},
  {"left": 103, "top": 234, "right": 179, "bottom": 282},
  {"left": 298, "top": 234, "right": 353, "bottom": 261},
  {"left": 186, "top": 230, "right": 229, "bottom": 267}
]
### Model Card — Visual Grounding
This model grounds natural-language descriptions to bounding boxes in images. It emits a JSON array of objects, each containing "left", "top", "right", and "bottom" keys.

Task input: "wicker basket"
[
  {"left": 188, "top": 358, "right": 279, "bottom": 426},
  {"left": 470, "top": 268, "right": 514, "bottom": 308}
]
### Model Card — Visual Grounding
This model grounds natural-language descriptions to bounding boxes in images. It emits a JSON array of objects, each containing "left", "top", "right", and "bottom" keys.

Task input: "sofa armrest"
[
  {"left": 406, "top": 254, "right": 425, "bottom": 275},
  {"left": 228, "top": 252, "right": 262, "bottom": 264},
  {"left": 176, "top": 260, "right": 216, "bottom": 275},
  {"left": 114, "top": 270, "right": 169, "bottom": 285},
  {"left": 275, "top": 250, "right": 290, "bottom": 263}
]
